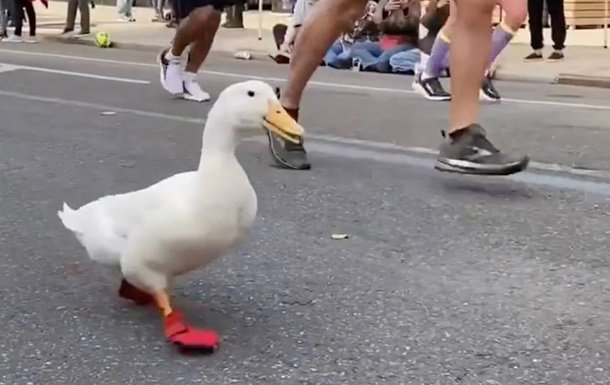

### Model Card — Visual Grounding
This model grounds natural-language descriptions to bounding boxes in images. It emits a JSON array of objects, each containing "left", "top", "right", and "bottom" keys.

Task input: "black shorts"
[{"left": 175, "top": 0, "right": 231, "bottom": 20}]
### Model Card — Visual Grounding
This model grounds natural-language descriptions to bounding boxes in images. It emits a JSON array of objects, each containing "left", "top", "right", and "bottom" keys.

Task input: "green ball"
[{"left": 95, "top": 32, "right": 111, "bottom": 48}]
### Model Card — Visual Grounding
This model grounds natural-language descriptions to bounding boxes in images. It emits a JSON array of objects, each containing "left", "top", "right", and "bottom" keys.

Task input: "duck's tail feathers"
[{"left": 57, "top": 202, "right": 83, "bottom": 234}]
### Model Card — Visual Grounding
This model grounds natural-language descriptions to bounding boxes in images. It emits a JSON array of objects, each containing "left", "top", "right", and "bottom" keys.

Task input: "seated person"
[
  {"left": 388, "top": 0, "right": 450, "bottom": 75},
  {"left": 350, "top": 0, "right": 420, "bottom": 73},
  {"left": 323, "top": 0, "right": 379, "bottom": 69},
  {"left": 269, "top": 0, "right": 318, "bottom": 64}
]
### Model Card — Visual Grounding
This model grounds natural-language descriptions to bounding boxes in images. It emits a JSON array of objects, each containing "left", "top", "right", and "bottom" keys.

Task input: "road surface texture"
[{"left": 0, "top": 43, "right": 608, "bottom": 385}]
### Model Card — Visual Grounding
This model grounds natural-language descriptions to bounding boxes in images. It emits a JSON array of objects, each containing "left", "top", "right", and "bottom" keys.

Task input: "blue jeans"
[
  {"left": 351, "top": 41, "right": 413, "bottom": 73},
  {"left": 388, "top": 49, "right": 421, "bottom": 74},
  {"left": 323, "top": 41, "right": 352, "bottom": 69}
]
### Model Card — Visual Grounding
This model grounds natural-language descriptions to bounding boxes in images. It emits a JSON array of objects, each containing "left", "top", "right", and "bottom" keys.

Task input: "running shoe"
[
  {"left": 183, "top": 80, "right": 211, "bottom": 102},
  {"left": 412, "top": 72, "right": 451, "bottom": 101},
  {"left": 266, "top": 87, "right": 311, "bottom": 170},
  {"left": 435, "top": 124, "right": 529, "bottom": 175},
  {"left": 479, "top": 75, "right": 501, "bottom": 102},
  {"left": 158, "top": 48, "right": 184, "bottom": 95}
]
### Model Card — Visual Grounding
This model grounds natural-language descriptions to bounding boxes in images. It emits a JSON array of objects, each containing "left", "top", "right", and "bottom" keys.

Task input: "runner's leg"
[
  {"left": 435, "top": 0, "right": 529, "bottom": 175},
  {"left": 268, "top": 0, "right": 369, "bottom": 170},
  {"left": 480, "top": 0, "right": 527, "bottom": 101},
  {"left": 412, "top": 5, "right": 455, "bottom": 101},
  {"left": 158, "top": 0, "right": 223, "bottom": 100},
  {"left": 181, "top": 6, "right": 221, "bottom": 102}
]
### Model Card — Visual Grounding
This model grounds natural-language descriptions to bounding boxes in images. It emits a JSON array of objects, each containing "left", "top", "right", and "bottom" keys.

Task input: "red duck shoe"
[{"left": 164, "top": 311, "right": 220, "bottom": 353}]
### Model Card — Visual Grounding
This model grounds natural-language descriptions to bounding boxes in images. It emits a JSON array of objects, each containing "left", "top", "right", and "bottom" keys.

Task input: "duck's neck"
[{"left": 198, "top": 108, "right": 239, "bottom": 170}]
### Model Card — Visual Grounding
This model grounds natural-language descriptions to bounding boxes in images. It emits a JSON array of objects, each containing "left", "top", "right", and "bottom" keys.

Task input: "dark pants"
[
  {"left": 13, "top": 0, "right": 35, "bottom": 37},
  {"left": 65, "top": 0, "right": 90, "bottom": 33},
  {"left": 527, "top": 0, "right": 566, "bottom": 50}
]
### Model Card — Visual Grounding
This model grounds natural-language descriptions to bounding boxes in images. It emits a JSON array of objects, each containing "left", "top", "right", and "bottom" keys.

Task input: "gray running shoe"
[
  {"left": 435, "top": 124, "right": 528, "bottom": 175},
  {"left": 266, "top": 87, "right": 311, "bottom": 170}
]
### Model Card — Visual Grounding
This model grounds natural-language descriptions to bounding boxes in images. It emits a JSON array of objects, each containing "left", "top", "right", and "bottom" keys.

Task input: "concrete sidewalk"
[{"left": 26, "top": 2, "right": 610, "bottom": 87}]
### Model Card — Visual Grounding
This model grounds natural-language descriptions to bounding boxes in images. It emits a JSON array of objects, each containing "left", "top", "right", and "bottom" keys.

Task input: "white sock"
[
  {"left": 183, "top": 71, "right": 196, "bottom": 83},
  {"left": 164, "top": 51, "right": 180, "bottom": 62},
  {"left": 421, "top": 71, "right": 434, "bottom": 81}
]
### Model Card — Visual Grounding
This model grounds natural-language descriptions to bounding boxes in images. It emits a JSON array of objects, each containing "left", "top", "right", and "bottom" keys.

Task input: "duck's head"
[{"left": 210, "top": 80, "right": 305, "bottom": 144}]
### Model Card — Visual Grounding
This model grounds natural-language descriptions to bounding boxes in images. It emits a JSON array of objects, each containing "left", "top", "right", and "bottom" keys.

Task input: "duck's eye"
[{"left": 247, "top": 90, "right": 255, "bottom": 97}]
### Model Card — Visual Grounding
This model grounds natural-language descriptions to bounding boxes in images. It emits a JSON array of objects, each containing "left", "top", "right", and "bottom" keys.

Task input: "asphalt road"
[{"left": 0, "top": 43, "right": 609, "bottom": 385}]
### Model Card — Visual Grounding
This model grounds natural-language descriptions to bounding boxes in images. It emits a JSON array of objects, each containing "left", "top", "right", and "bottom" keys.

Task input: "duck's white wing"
[{"left": 58, "top": 171, "right": 197, "bottom": 265}]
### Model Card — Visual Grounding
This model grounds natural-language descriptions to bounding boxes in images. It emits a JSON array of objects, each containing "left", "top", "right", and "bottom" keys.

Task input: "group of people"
[
  {"left": 157, "top": 0, "right": 571, "bottom": 176},
  {"left": 273, "top": 0, "right": 566, "bottom": 104},
  {"left": 0, "top": 0, "right": 47, "bottom": 42}
]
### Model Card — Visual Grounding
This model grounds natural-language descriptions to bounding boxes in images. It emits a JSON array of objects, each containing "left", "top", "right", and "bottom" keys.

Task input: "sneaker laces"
[{"left": 467, "top": 124, "right": 499, "bottom": 153}]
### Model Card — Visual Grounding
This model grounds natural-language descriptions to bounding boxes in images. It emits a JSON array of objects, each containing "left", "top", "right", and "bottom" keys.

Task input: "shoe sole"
[
  {"left": 479, "top": 89, "right": 501, "bottom": 103},
  {"left": 182, "top": 92, "right": 211, "bottom": 102},
  {"left": 435, "top": 156, "right": 529, "bottom": 176},
  {"left": 266, "top": 131, "right": 311, "bottom": 170},
  {"left": 412, "top": 80, "right": 451, "bottom": 102}
]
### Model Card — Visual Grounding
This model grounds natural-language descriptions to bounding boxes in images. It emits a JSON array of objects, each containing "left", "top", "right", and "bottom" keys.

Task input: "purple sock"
[
  {"left": 423, "top": 33, "right": 450, "bottom": 79},
  {"left": 488, "top": 23, "right": 514, "bottom": 68}
]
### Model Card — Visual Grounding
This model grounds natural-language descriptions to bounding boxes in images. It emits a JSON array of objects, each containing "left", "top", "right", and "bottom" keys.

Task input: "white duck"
[{"left": 57, "top": 80, "right": 304, "bottom": 352}]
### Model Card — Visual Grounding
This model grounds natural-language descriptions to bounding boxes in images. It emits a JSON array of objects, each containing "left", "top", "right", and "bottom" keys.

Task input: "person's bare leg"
[
  {"left": 280, "top": 0, "right": 368, "bottom": 112},
  {"left": 159, "top": 5, "right": 217, "bottom": 98},
  {"left": 184, "top": 8, "right": 219, "bottom": 72},
  {"left": 435, "top": 0, "right": 528, "bottom": 175},
  {"left": 170, "top": 6, "right": 215, "bottom": 57},
  {"left": 268, "top": 0, "right": 367, "bottom": 171},
  {"left": 449, "top": 0, "right": 493, "bottom": 132},
  {"left": 180, "top": 8, "right": 220, "bottom": 102}
]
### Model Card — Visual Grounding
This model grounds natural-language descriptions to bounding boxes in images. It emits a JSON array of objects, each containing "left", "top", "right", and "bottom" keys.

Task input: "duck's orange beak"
[{"left": 262, "top": 102, "right": 304, "bottom": 144}]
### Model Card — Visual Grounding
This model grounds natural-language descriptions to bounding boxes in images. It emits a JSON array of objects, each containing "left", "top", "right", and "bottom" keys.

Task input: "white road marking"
[
  {"left": 0, "top": 62, "right": 150, "bottom": 84},
  {"left": 1, "top": 48, "right": 609, "bottom": 111},
  {"left": 0, "top": 63, "right": 18, "bottom": 73},
  {"left": 245, "top": 136, "right": 610, "bottom": 197},
  {"left": 1, "top": 88, "right": 609, "bottom": 184},
  {"left": 0, "top": 89, "right": 203, "bottom": 123}
]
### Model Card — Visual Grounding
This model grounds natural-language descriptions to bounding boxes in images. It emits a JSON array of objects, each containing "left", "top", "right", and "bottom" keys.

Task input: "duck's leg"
[
  {"left": 153, "top": 291, "right": 220, "bottom": 352},
  {"left": 118, "top": 279, "right": 154, "bottom": 306}
]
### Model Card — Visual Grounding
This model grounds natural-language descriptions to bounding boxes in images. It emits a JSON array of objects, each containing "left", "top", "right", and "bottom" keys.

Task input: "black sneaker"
[
  {"left": 524, "top": 52, "right": 543, "bottom": 61},
  {"left": 547, "top": 51, "right": 564, "bottom": 61},
  {"left": 412, "top": 72, "right": 451, "bottom": 101},
  {"left": 435, "top": 124, "right": 529, "bottom": 175},
  {"left": 266, "top": 88, "right": 311, "bottom": 170},
  {"left": 479, "top": 75, "right": 501, "bottom": 102}
]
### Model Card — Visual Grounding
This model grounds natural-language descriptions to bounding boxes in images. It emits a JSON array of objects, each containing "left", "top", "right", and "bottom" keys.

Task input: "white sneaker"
[
  {"left": 2, "top": 35, "right": 23, "bottom": 43},
  {"left": 158, "top": 49, "right": 183, "bottom": 95},
  {"left": 182, "top": 80, "right": 211, "bottom": 102},
  {"left": 61, "top": 30, "right": 76, "bottom": 38},
  {"left": 24, "top": 36, "right": 37, "bottom": 43}
]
